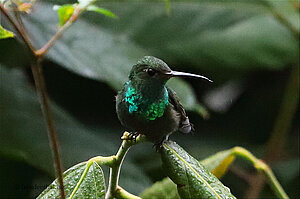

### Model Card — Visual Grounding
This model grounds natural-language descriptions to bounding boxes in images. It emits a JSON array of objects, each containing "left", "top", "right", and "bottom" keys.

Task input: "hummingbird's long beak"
[{"left": 164, "top": 70, "right": 213, "bottom": 82}]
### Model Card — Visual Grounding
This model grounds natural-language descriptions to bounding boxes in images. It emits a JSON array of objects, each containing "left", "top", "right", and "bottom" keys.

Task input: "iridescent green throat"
[{"left": 124, "top": 81, "right": 169, "bottom": 120}]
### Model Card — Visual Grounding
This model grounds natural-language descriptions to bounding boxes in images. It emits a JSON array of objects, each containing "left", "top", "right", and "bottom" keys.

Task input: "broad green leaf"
[
  {"left": 167, "top": 78, "right": 209, "bottom": 118},
  {"left": 161, "top": 141, "right": 236, "bottom": 199},
  {"left": 141, "top": 148, "right": 237, "bottom": 199},
  {"left": 23, "top": 2, "right": 206, "bottom": 114},
  {"left": 54, "top": 4, "right": 75, "bottom": 26},
  {"left": 140, "top": 178, "right": 180, "bottom": 199},
  {"left": 0, "top": 25, "right": 14, "bottom": 39},
  {"left": 37, "top": 162, "right": 105, "bottom": 199},
  {"left": 0, "top": 65, "right": 151, "bottom": 194},
  {"left": 87, "top": 5, "right": 117, "bottom": 18},
  {"left": 92, "top": 1, "right": 298, "bottom": 71}
]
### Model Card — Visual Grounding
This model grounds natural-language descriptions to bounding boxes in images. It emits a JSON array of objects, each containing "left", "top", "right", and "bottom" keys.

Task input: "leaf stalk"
[{"left": 231, "top": 147, "right": 289, "bottom": 199}]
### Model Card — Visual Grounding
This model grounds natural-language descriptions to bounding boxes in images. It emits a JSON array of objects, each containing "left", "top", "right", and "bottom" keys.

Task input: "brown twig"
[
  {"left": 35, "top": 0, "right": 98, "bottom": 57},
  {"left": 0, "top": 5, "right": 65, "bottom": 199},
  {"left": 31, "top": 59, "right": 65, "bottom": 199},
  {"left": 35, "top": 7, "right": 81, "bottom": 57},
  {"left": 0, "top": 4, "right": 35, "bottom": 54}
]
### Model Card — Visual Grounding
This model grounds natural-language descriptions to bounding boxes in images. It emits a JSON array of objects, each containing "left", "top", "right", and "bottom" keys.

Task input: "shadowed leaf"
[
  {"left": 0, "top": 65, "right": 151, "bottom": 195},
  {"left": 23, "top": 2, "right": 207, "bottom": 115},
  {"left": 37, "top": 162, "right": 105, "bottom": 199},
  {"left": 140, "top": 178, "right": 180, "bottom": 199}
]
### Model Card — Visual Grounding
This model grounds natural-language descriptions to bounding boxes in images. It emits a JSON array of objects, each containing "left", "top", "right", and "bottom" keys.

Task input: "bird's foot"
[
  {"left": 121, "top": 132, "right": 139, "bottom": 142},
  {"left": 153, "top": 135, "right": 169, "bottom": 152}
]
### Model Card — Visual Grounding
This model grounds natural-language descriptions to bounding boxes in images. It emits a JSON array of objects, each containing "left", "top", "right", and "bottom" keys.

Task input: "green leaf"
[
  {"left": 37, "top": 162, "right": 106, "bottom": 199},
  {"left": 200, "top": 149, "right": 235, "bottom": 179},
  {"left": 161, "top": 141, "right": 236, "bottom": 199},
  {"left": 141, "top": 148, "right": 237, "bottom": 199},
  {"left": 54, "top": 4, "right": 75, "bottom": 26},
  {"left": 167, "top": 78, "right": 209, "bottom": 118},
  {"left": 0, "top": 25, "right": 14, "bottom": 39},
  {"left": 24, "top": 2, "right": 205, "bottom": 114},
  {"left": 0, "top": 65, "right": 151, "bottom": 194},
  {"left": 140, "top": 178, "right": 180, "bottom": 199},
  {"left": 87, "top": 5, "right": 117, "bottom": 18},
  {"left": 91, "top": 1, "right": 298, "bottom": 71}
]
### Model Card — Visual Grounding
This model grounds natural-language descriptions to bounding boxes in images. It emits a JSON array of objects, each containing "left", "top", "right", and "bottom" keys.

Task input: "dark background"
[{"left": 0, "top": 0, "right": 299, "bottom": 198}]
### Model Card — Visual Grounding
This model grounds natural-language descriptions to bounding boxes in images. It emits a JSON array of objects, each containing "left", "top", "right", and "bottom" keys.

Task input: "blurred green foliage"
[{"left": 0, "top": 0, "right": 299, "bottom": 198}]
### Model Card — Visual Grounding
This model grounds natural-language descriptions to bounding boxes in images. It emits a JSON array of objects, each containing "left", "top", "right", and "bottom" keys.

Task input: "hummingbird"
[{"left": 116, "top": 56, "right": 212, "bottom": 144}]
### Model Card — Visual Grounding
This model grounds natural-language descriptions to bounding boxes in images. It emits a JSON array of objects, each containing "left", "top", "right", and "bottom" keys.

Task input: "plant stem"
[
  {"left": 266, "top": 2, "right": 300, "bottom": 39},
  {"left": 231, "top": 147, "right": 289, "bottom": 199},
  {"left": 265, "top": 66, "right": 299, "bottom": 160},
  {"left": 0, "top": 4, "right": 35, "bottom": 54},
  {"left": 34, "top": 6, "right": 81, "bottom": 57},
  {"left": 69, "top": 132, "right": 146, "bottom": 199},
  {"left": 35, "top": 0, "right": 96, "bottom": 57},
  {"left": 105, "top": 132, "right": 146, "bottom": 199},
  {"left": 116, "top": 186, "right": 142, "bottom": 199},
  {"left": 0, "top": 5, "right": 66, "bottom": 199},
  {"left": 31, "top": 59, "right": 66, "bottom": 199}
]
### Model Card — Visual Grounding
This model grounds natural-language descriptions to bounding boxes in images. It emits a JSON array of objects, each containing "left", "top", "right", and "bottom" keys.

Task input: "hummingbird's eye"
[{"left": 146, "top": 68, "right": 156, "bottom": 76}]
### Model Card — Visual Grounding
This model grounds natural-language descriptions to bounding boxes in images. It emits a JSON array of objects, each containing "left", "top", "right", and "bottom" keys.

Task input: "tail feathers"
[{"left": 178, "top": 116, "right": 194, "bottom": 134}]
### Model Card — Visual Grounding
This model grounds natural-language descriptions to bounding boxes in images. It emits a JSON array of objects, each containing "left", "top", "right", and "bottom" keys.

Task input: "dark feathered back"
[{"left": 167, "top": 88, "right": 193, "bottom": 134}]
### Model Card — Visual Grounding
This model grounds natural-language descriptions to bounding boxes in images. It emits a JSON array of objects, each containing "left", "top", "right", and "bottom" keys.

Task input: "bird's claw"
[{"left": 122, "top": 132, "right": 139, "bottom": 142}]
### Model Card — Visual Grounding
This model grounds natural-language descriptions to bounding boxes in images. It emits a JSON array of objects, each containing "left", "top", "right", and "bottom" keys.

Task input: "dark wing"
[{"left": 167, "top": 87, "right": 194, "bottom": 134}]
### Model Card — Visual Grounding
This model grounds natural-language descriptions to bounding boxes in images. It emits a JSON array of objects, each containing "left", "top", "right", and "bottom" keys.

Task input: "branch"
[
  {"left": 31, "top": 60, "right": 66, "bottom": 199},
  {"left": 35, "top": 0, "right": 96, "bottom": 57},
  {"left": 232, "top": 147, "right": 289, "bottom": 199},
  {"left": 0, "top": 4, "right": 36, "bottom": 55},
  {"left": 68, "top": 132, "right": 146, "bottom": 199},
  {"left": 0, "top": 5, "right": 66, "bottom": 199},
  {"left": 105, "top": 132, "right": 147, "bottom": 199},
  {"left": 116, "top": 186, "right": 142, "bottom": 199},
  {"left": 266, "top": 2, "right": 300, "bottom": 39},
  {"left": 34, "top": 6, "right": 81, "bottom": 57}
]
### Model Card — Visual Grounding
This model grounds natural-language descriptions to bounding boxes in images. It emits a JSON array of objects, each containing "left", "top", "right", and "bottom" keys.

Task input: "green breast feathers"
[{"left": 124, "top": 81, "right": 169, "bottom": 120}]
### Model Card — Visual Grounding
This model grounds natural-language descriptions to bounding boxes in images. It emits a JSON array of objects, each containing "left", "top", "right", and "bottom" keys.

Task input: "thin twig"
[
  {"left": 0, "top": 5, "right": 66, "bottom": 199},
  {"left": 266, "top": 2, "right": 300, "bottom": 39},
  {"left": 0, "top": 4, "right": 36, "bottom": 54},
  {"left": 35, "top": 0, "right": 97, "bottom": 57},
  {"left": 31, "top": 60, "right": 66, "bottom": 199},
  {"left": 271, "top": 10, "right": 299, "bottom": 39},
  {"left": 228, "top": 147, "right": 289, "bottom": 199},
  {"left": 35, "top": 7, "right": 81, "bottom": 57},
  {"left": 69, "top": 132, "right": 146, "bottom": 199},
  {"left": 116, "top": 186, "right": 142, "bottom": 199}
]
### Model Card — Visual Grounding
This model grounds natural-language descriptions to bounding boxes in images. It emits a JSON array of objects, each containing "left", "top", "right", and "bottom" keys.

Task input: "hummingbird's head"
[{"left": 129, "top": 56, "right": 212, "bottom": 86}]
